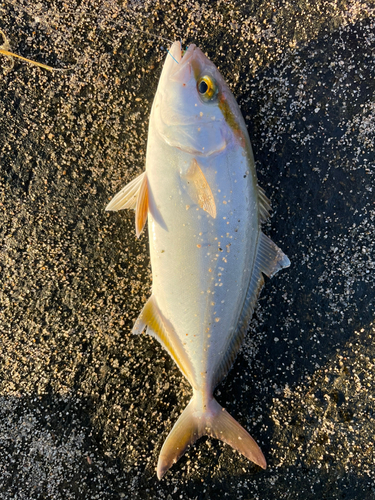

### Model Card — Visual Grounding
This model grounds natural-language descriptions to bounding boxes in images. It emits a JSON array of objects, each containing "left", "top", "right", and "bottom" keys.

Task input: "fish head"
[{"left": 151, "top": 41, "right": 247, "bottom": 157}]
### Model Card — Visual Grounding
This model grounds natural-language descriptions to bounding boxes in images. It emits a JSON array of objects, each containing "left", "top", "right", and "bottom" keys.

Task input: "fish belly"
[{"left": 146, "top": 137, "right": 259, "bottom": 393}]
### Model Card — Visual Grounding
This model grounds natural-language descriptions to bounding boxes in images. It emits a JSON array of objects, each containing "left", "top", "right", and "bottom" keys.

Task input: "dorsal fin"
[
  {"left": 211, "top": 232, "right": 290, "bottom": 389},
  {"left": 258, "top": 185, "right": 271, "bottom": 223}
]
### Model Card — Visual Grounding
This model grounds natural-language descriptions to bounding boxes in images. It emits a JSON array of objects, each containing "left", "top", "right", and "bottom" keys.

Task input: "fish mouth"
[
  {"left": 165, "top": 42, "right": 197, "bottom": 81},
  {"left": 167, "top": 41, "right": 196, "bottom": 65},
  {"left": 158, "top": 41, "right": 194, "bottom": 88},
  {"left": 155, "top": 42, "right": 230, "bottom": 156},
  {"left": 179, "top": 43, "right": 196, "bottom": 65}
]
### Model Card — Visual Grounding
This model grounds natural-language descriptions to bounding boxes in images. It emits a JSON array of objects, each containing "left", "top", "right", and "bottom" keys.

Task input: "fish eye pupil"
[{"left": 198, "top": 80, "right": 208, "bottom": 94}]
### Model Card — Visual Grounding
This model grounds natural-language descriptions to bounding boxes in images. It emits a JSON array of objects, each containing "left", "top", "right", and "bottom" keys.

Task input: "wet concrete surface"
[{"left": 0, "top": 1, "right": 374, "bottom": 498}]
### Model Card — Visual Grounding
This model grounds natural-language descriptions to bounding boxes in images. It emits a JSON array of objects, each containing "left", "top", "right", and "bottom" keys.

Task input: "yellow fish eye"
[{"left": 197, "top": 75, "right": 217, "bottom": 100}]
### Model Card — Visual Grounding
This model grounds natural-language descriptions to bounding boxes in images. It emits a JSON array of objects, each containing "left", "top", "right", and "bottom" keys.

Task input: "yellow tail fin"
[{"left": 157, "top": 394, "right": 266, "bottom": 479}]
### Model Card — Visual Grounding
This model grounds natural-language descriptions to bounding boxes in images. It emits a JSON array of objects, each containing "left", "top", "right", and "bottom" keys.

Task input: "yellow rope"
[{"left": 0, "top": 48, "right": 55, "bottom": 72}]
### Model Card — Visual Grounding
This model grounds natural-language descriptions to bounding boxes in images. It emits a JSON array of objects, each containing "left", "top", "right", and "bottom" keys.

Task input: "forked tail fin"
[{"left": 157, "top": 394, "right": 266, "bottom": 479}]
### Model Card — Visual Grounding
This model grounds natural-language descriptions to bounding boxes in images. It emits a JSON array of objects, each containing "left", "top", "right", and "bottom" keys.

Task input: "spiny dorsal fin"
[
  {"left": 106, "top": 171, "right": 146, "bottom": 212},
  {"left": 183, "top": 159, "right": 217, "bottom": 218},
  {"left": 258, "top": 185, "right": 271, "bottom": 223},
  {"left": 132, "top": 295, "right": 196, "bottom": 387}
]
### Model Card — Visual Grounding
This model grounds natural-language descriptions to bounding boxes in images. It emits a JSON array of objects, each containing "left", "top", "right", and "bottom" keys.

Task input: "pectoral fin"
[{"left": 183, "top": 159, "right": 216, "bottom": 218}]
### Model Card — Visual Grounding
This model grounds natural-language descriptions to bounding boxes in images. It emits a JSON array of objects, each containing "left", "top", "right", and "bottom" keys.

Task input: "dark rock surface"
[{"left": 0, "top": 1, "right": 374, "bottom": 498}]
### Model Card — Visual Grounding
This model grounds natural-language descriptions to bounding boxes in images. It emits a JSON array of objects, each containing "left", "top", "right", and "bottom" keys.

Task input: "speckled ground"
[{"left": 0, "top": 1, "right": 374, "bottom": 499}]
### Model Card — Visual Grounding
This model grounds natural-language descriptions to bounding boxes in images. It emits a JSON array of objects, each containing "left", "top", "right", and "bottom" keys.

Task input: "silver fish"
[{"left": 106, "top": 41, "right": 290, "bottom": 479}]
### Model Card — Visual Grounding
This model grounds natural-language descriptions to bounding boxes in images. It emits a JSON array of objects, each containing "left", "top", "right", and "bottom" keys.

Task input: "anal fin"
[{"left": 132, "top": 296, "right": 196, "bottom": 387}]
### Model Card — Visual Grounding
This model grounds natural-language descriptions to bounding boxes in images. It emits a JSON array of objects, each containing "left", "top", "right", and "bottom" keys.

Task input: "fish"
[{"left": 106, "top": 41, "right": 290, "bottom": 479}]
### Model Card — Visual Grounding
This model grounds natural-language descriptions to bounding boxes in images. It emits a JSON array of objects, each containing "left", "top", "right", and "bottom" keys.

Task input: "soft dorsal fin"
[
  {"left": 105, "top": 171, "right": 146, "bottom": 212},
  {"left": 256, "top": 231, "right": 291, "bottom": 278},
  {"left": 183, "top": 159, "right": 217, "bottom": 218},
  {"left": 132, "top": 295, "right": 196, "bottom": 388},
  {"left": 211, "top": 231, "right": 290, "bottom": 389}
]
